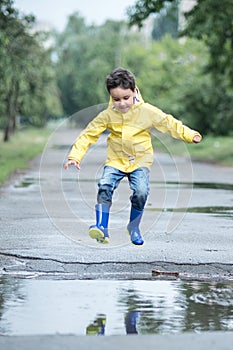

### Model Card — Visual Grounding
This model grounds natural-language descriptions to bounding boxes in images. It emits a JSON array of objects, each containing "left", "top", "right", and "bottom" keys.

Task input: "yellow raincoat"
[{"left": 68, "top": 89, "right": 201, "bottom": 172}]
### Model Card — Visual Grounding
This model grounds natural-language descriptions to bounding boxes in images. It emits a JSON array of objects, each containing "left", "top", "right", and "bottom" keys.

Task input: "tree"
[
  {"left": 152, "top": 0, "right": 179, "bottom": 40},
  {"left": 181, "top": 0, "right": 233, "bottom": 134},
  {"left": 122, "top": 34, "right": 209, "bottom": 133},
  {"left": 0, "top": 0, "right": 62, "bottom": 141},
  {"left": 182, "top": 0, "right": 233, "bottom": 83},
  {"left": 55, "top": 14, "right": 143, "bottom": 118},
  {"left": 127, "top": 0, "right": 174, "bottom": 28},
  {"left": 0, "top": 0, "right": 27, "bottom": 140},
  {"left": 127, "top": 0, "right": 233, "bottom": 135}
]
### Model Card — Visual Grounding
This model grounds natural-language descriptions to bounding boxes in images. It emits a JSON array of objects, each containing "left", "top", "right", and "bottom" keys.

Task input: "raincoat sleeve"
[
  {"left": 68, "top": 112, "right": 108, "bottom": 163},
  {"left": 151, "top": 106, "right": 202, "bottom": 143}
]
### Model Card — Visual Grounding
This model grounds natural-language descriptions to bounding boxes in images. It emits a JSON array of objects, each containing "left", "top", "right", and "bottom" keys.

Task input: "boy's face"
[{"left": 110, "top": 87, "right": 136, "bottom": 114}]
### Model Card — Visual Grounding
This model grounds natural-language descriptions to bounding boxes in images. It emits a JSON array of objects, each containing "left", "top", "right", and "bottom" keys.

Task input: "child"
[{"left": 64, "top": 67, "right": 202, "bottom": 245}]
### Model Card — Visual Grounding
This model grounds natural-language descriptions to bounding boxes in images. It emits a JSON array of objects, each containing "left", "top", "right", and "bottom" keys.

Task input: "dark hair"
[{"left": 106, "top": 67, "right": 136, "bottom": 93}]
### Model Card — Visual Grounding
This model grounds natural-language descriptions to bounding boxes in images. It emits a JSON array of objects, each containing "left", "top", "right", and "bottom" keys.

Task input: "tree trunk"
[
  {"left": 3, "top": 80, "right": 19, "bottom": 142},
  {"left": 3, "top": 124, "right": 10, "bottom": 142}
]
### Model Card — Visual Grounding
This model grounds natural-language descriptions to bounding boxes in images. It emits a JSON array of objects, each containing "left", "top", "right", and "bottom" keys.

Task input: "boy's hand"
[
  {"left": 64, "top": 160, "right": 80, "bottom": 170},
  {"left": 192, "top": 134, "right": 202, "bottom": 143}
]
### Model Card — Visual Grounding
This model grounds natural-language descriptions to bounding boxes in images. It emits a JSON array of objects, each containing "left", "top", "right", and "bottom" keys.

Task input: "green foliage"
[
  {"left": 126, "top": 0, "right": 173, "bottom": 28},
  {"left": 55, "top": 14, "right": 144, "bottom": 116},
  {"left": 182, "top": 0, "right": 233, "bottom": 83},
  {"left": 2, "top": 0, "right": 232, "bottom": 142},
  {"left": 126, "top": 0, "right": 233, "bottom": 136},
  {"left": 0, "top": 0, "right": 63, "bottom": 141},
  {"left": 152, "top": 0, "right": 179, "bottom": 40},
  {"left": 122, "top": 35, "right": 210, "bottom": 134},
  {"left": 55, "top": 15, "right": 210, "bottom": 133},
  {"left": 181, "top": 0, "right": 233, "bottom": 135}
]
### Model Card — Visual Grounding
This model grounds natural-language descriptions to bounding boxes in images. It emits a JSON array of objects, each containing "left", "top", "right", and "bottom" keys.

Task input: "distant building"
[
  {"left": 178, "top": 0, "right": 197, "bottom": 30},
  {"left": 139, "top": 0, "right": 197, "bottom": 40},
  {"left": 30, "top": 20, "right": 55, "bottom": 50}
]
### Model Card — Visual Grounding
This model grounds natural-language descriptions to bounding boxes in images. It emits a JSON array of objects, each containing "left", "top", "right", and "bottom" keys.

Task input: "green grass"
[
  {"left": 152, "top": 133, "right": 233, "bottom": 167},
  {"left": 0, "top": 128, "right": 50, "bottom": 185}
]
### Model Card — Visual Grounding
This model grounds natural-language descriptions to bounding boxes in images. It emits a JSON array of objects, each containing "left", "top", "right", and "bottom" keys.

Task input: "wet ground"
[
  {"left": 0, "top": 124, "right": 233, "bottom": 347},
  {"left": 0, "top": 278, "right": 233, "bottom": 336}
]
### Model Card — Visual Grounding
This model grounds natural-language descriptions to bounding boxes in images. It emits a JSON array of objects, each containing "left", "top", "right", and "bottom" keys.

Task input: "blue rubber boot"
[
  {"left": 89, "top": 204, "right": 109, "bottom": 244},
  {"left": 127, "top": 207, "right": 144, "bottom": 245}
]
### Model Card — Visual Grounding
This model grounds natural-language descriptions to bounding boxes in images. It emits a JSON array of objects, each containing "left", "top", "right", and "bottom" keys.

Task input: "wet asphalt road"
[
  {"left": 0, "top": 125, "right": 233, "bottom": 348},
  {"left": 0, "top": 125, "right": 232, "bottom": 280},
  {"left": 0, "top": 332, "right": 232, "bottom": 350}
]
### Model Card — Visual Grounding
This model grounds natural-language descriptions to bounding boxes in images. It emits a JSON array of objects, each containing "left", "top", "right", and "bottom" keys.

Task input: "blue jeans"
[{"left": 97, "top": 166, "right": 150, "bottom": 211}]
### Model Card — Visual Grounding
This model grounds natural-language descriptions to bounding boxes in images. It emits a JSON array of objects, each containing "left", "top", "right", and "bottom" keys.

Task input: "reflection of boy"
[
  {"left": 86, "top": 314, "right": 106, "bottom": 335},
  {"left": 64, "top": 67, "right": 202, "bottom": 245},
  {"left": 125, "top": 311, "right": 140, "bottom": 334}
]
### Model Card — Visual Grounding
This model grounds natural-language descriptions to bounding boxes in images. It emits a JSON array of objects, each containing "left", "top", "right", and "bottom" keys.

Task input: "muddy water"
[{"left": 0, "top": 278, "right": 232, "bottom": 336}]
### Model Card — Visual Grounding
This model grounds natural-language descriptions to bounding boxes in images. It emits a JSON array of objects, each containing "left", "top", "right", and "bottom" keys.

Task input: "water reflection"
[
  {"left": 0, "top": 278, "right": 232, "bottom": 336},
  {"left": 125, "top": 311, "right": 140, "bottom": 334},
  {"left": 182, "top": 282, "right": 233, "bottom": 332},
  {"left": 86, "top": 314, "right": 106, "bottom": 335},
  {"left": 118, "top": 281, "right": 186, "bottom": 334},
  {"left": 0, "top": 277, "right": 26, "bottom": 335}
]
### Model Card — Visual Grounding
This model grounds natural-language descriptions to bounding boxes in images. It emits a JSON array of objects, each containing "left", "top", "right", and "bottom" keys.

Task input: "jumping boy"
[{"left": 64, "top": 67, "right": 202, "bottom": 245}]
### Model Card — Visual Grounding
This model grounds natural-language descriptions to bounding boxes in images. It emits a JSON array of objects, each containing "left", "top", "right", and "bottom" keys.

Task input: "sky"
[{"left": 14, "top": 0, "right": 137, "bottom": 31}]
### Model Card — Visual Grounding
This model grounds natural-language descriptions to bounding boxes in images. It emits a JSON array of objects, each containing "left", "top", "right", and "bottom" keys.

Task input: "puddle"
[
  {"left": 14, "top": 178, "right": 38, "bottom": 188},
  {"left": 0, "top": 278, "right": 232, "bottom": 336},
  {"left": 147, "top": 206, "right": 233, "bottom": 216},
  {"left": 161, "top": 181, "right": 233, "bottom": 191},
  {"left": 192, "top": 182, "right": 233, "bottom": 191},
  {"left": 52, "top": 144, "right": 71, "bottom": 150},
  {"left": 15, "top": 177, "right": 233, "bottom": 192},
  {"left": 62, "top": 179, "right": 233, "bottom": 191}
]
